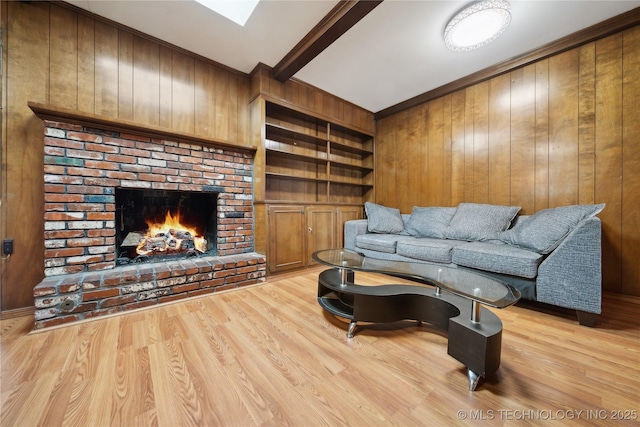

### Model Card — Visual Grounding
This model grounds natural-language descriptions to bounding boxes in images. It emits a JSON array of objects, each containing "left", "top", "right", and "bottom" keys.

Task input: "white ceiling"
[{"left": 67, "top": 0, "right": 640, "bottom": 113}]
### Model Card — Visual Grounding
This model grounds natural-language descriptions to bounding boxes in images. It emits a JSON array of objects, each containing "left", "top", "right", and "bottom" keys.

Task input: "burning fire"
[{"left": 136, "top": 211, "right": 207, "bottom": 256}]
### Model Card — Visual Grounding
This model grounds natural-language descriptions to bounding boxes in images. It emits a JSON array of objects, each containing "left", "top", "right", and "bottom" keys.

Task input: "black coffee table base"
[{"left": 317, "top": 268, "right": 502, "bottom": 391}]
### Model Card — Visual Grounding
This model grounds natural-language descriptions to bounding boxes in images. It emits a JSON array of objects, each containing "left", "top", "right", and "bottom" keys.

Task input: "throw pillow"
[
  {"left": 404, "top": 206, "right": 457, "bottom": 238},
  {"left": 500, "top": 203, "right": 605, "bottom": 254},
  {"left": 444, "top": 203, "right": 521, "bottom": 241},
  {"left": 364, "top": 202, "right": 405, "bottom": 234}
]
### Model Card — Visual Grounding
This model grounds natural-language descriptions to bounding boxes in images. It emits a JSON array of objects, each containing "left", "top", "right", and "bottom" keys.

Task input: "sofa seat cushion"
[
  {"left": 396, "top": 238, "right": 466, "bottom": 263},
  {"left": 356, "top": 234, "right": 409, "bottom": 254},
  {"left": 452, "top": 242, "right": 543, "bottom": 279}
]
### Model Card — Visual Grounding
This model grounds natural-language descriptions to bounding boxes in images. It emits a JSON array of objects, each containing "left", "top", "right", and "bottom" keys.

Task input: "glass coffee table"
[{"left": 312, "top": 248, "right": 521, "bottom": 391}]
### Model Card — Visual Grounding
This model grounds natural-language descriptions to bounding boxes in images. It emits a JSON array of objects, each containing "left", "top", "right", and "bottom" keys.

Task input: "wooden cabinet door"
[
  {"left": 268, "top": 205, "right": 306, "bottom": 273},
  {"left": 306, "top": 206, "right": 337, "bottom": 265},
  {"left": 336, "top": 205, "right": 364, "bottom": 247}
]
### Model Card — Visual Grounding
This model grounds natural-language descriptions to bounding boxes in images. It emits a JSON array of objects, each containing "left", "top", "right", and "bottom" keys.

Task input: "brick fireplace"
[{"left": 31, "top": 107, "right": 265, "bottom": 329}]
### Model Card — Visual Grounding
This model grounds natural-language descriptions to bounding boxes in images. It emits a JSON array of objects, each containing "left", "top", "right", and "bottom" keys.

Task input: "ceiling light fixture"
[{"left": 444, "top": 0, "right": 511, "bottom": 51}]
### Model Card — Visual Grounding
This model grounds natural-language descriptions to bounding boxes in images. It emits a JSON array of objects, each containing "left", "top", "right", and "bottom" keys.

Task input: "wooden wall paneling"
[
  {"left": 375, "top": 115, "right": 395, "bottom": 207},
  {"left": 534, "top": 59, "right": 550, "bottom": 211},
  {"left": 296, "top": 83, "right": 311, "bottom": 112},
  {"left": 238, "top": 75, "right": 251, "bottom": 145},
  {"left": 3, "top": 0, "right": 49, "bottom": 310},
  {"left": 214, "top": 68, "right": 230, "bottom": 139},
  {"left": 342, "top": 102, "right": 354, "bottom": 127},
  {"left": 595, "top": 34, "right": 624, "bottom": 293},
  {"left": 118, "top": 30, "right": 134, "bottom": 121},
  {"left": 548, "top": 50, "right": 580, "bottom": 207},
  {"left": 77, "top": 14, "right": 95, "bottom": 113},
  {"left": 283, "top": 78, "right": 299, "bottom": 107},
  {"left": 487, "top": 73, "right": 512, "bottom": 208},
  {"left": 450, "top": 91, "right": 466, "bottom": 206},
  {"left": 133, "top": 35, "right": 160, "bottom": 127},
  {"left": 94, "top": 20, "right": 118, "bottom": 117},
  {"left": 50, "top": 4, "right": 78, "bottom": 110},
  {"left": 251, "top": 98, "right": 265, "bottom": 202},
  {"left": 427, "top": 99, "right": 445, "bottom": 207},
  {"left": 621, "top": 25, "right": 640, "bottom": 296},
  {"left": 159, "top": 46, "right": 173, "bottom": 129},
  {"left": 171, "top": 50, "right": 195, "bottom": 134},
  {"left": 508, "top": 67, "right": 535, "bottom": 213},
  {"left": 130, "top": 36, "right": 158, "bottom": 126},
  {"left": 441, "top": 95, "right": 453, "bottom": 208},
  {"left": 400, "top": 106, "right": 420, "bottom": 212},
  {"left": 230, "top": 74, "right": 244, "bottom": 145},
  {"left": 394, "top": 109, "right": 411, "bottom": 211},
  {"left": 578, "top": 44, "right": 596, "bottom": 205},
  {"left": 416, "top": 101, "right": 427, "bottom": 209},
  {"left": 194, "top": 60, "right": 215, "bottom": 137},
  {"left": 463, "top": 87, "right": 474, "bottom": 202},
  {"left": 472, "top": 82, "right": 489, "bottom": 203},
  {"left": 313, "top": 91, "right": 323, "bottom": 120},
  {"left": 254, "top": 203, "right": 266, "bottom": 255}
]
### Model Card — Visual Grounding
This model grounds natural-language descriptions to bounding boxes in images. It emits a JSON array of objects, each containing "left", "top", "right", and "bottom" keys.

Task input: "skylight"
[{"left": 194, "top": 0, "right": 260, "bottom": 26}]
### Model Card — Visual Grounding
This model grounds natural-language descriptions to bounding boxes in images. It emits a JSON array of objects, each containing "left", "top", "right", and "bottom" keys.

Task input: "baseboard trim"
[
  {"left": 0, "top": 306, "right": 35, "bottom": 320},
  {"left": 603, "top": 291, "right": 640, "bottom": 305}
]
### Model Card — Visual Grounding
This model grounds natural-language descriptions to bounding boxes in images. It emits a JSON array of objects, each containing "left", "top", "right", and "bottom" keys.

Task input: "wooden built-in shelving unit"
[{"left": 264, "top": 101, "right": 374, "bottom": 204}]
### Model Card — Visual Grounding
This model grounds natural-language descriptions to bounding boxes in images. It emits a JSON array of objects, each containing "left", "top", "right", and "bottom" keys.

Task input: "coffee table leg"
[
  {"left": 347, "top": 320, "right": 357, "bottom": 338},
  {"left": 468, "top": 369, "right": 481, "bottom": 391},
  {"left": 471, "top": 300, "right": 481, "bottom": 323}
]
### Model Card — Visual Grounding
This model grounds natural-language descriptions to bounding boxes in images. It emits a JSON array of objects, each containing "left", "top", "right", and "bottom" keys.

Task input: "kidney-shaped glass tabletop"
[{"left": 312, "top": 248, "right": 520, "bottom": 308}]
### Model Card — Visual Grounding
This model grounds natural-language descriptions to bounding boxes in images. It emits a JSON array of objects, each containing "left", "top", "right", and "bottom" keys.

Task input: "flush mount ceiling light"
[{"left": 444, "top": 0, "right": 511, "bottom": 51}]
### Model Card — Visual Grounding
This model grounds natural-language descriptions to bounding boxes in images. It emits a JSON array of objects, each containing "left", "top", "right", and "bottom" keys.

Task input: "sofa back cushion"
[
  {"left": 364, "top": 202, "right": 405, "bottom": 234},
  {"left": 499, "top": 203, "right": 605, "bottom": 254},
  {"left": 404, "top": 206, "right": 457, "bottom": 238},
  {"left": 444, "top": 203, "right": 521, "bottom": 242}
]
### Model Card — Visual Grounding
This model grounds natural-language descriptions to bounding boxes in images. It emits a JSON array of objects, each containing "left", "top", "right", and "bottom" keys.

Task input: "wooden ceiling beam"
[{"left": 273, "top": 0, "right": 383, "bottom": 82}]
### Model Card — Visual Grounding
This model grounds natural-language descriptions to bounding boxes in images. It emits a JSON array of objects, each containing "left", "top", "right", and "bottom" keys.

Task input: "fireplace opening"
[{"left": 115, "top": 188, "right": 218, "bottom": 264}]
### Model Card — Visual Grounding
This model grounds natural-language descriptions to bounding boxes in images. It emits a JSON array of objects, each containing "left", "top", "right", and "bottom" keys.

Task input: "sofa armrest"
[
  {"left": 536, "top": 217, "right": 602, "bottom": 314},
  {"left": 344, "top": 219, "right": 369, "bottom": 251}
]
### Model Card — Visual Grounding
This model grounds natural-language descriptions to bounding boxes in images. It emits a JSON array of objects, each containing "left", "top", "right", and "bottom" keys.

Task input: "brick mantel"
[{"left": 30, "top": 104, "right": 265, "bottom": 329}]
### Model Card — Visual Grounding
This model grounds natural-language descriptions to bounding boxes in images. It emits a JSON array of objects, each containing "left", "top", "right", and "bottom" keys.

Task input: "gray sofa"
[{"left": 344, "top": 202, "right": 604, "bottom": 326}]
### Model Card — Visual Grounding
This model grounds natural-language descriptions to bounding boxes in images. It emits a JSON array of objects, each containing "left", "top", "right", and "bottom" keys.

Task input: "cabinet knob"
[{"left": 308, "top": 227, "right": 313, "bottom": 233}]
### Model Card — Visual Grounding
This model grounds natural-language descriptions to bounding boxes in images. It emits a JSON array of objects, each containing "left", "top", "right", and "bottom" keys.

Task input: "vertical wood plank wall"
[
  {"left": 0, "top": 2, "right": 375, "bottom": 311},
  {"left": 0, "top": 1, "right": 251, "bottom": 310},
  {"left": 375, "top": 26, "right": 640, "bottom": 297}
]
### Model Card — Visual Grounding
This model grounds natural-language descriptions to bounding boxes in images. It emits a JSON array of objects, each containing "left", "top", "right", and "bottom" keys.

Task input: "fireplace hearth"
[{"left": 31, "top": 110, "right": 266, "bottom": 330}]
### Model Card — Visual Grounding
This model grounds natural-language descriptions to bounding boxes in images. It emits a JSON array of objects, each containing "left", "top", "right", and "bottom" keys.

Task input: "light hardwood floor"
[{"left": 1, "top": 267, "right": 639, "bottom": 426}]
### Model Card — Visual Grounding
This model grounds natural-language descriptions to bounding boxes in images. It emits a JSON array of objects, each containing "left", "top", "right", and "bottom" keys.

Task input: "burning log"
[
  {"left": 135, "top": 229, "right": 206, "bottom": 256},
  {"left": 120, "top": 211, "right": 207, "bottom": 259}
]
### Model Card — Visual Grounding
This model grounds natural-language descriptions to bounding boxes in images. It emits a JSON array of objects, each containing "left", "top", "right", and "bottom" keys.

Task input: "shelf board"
[
  {"left": 266, "top": 123, "right": 327, "bottom": 145},
  {"left": 266, "top": 172, "right": 328, "bottom": 184},
  {"left": 266, "top": 147, "right": 327, "bottom": 164},
  {"left": 318, "top": 296, "right": 354, "bottom": 319},
  {"left": 329, "top": 179, "right": 374, "bottom": 188},
  {"left": 330, "top": 159, "right": 373, "bottom": 172},
  {"left": 329, "top": 138, "right": 373, "bottom": 155},
  {"left": 266, "top": 172, "right": 373, "bottom": 188}
]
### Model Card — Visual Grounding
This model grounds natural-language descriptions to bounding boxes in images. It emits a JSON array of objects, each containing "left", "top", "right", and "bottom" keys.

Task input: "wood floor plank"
[{"left": 1, "top": 267, "right": 639, "bottom": 426}]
